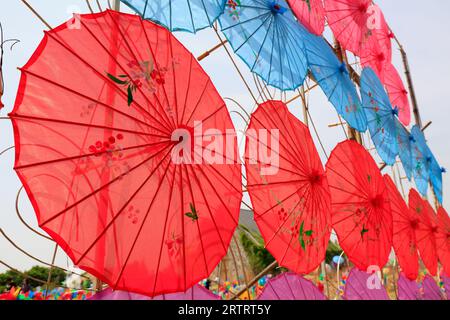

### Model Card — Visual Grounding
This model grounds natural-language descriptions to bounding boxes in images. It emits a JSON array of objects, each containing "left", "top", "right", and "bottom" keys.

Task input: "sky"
[{"left": 0, "top": 0, "right": 449, "bottom": 273}]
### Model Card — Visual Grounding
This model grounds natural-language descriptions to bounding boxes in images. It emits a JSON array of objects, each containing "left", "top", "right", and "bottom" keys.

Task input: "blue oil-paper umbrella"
[
  {"left": 219, "top": 0, "right": 309, "bottom": 91},
  {"left": 120, "top": 0, "right": 226, "bottom": 33},
  {"left": 361, "top": 67, "right": 399, "bottom": 165}
]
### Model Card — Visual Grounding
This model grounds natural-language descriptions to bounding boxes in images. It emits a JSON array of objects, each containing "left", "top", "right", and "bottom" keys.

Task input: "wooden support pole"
[{"left": 197, "top": 40, "right": 228, "bottom": 61}]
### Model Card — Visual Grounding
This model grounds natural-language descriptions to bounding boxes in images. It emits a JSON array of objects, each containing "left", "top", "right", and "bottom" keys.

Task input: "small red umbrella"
[
  {"left": 383, "top": 175, "right": 418, "bottom": 280},
  {"left": 436, "top": 207, "right": 450, "bottom": 275},
  {"left": 326, "top": 140, "right": 393, "bottom": 271},
  {"left": 245, "top": 100, "right": 331, "bottom": 274},
  {"left": 324, "top": 0, "right": 391, "bottom": 58},
  {"left": 382, "top": 63, "right": 411, "bottom": 126},
  {"left": 409, "top": 189, "right": 438, "bottom": 276},
  {"left": 287, "top": 0, "right": 325, "bottom": 35},
  {"left": 10, "top": 10, "right": 242, "bottom": 296}
]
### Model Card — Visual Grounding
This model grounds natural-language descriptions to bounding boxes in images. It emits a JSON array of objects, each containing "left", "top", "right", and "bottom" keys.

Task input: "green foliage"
[
  {"left": 0, "top": 266, "right": 67, "bottom": 291},
  {"left": 325, "top": 241, "right": 345, "bottom": 265}
]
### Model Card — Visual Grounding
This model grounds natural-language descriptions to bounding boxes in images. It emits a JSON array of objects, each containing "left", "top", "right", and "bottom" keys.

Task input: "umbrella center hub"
[
  {"left": 410, "top": 219, "right": 419, "bottom": 230},
  {"left": 339, "top": 63, "right": 348, "bottom": 74},
  {"left": 431, "top": 226, "right": 438, "bottom": 233},
  {"left": 369, "top": 195, "right": 384, "bottom": 208},
  {"left": 307, "top": 171, "right": 322, "bottom": 185},
  {"left": 359, "top": 3, "right": 370, "bottom": 13},
  {"left": 270, "top": 2, "right": 286, "bottom": 14},
  {"left": 377, "top": 53, "right": 386, "bottom": 62},
  {"left": 392, "top": 106, "right": 399, "bottom": 117}
]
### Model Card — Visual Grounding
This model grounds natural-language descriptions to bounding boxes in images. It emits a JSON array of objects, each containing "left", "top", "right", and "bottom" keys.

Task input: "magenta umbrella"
[
  {"left": 442, "top": 273, "right": 450, "bottom": 298},
  {"left": 344, "top": 268, "right": 390, "bottom": 300},
  {"left": 421, "top": 275, "right": 443, "bottom": 300},
  {"left": 258, "top": 273, "right": 326, "bottom": 300},
  {"left": 89, "top": 284, "right": 219, "bottom": 300},
  {"left": 397, "top": 273, "right": 420, "bottom": 300}
]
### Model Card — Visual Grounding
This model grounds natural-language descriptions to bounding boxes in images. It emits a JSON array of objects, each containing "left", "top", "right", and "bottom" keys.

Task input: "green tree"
[
  {"left": 25, "top": 266, "right": 66, "bottom": 289},
  {"left": 0, "top": 270, "right": 23, "bottom": 292}
]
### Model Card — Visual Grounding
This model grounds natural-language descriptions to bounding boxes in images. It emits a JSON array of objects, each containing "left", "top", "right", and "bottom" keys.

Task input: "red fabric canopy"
[
  {"left": 408, "top": 189, "right": 438, "bottom": 276},
  {"left": 10, "top": 10, "right": 242, "bottom": 296},
  {"left": 287, "top": 0, "right": 325, "bottom": 35},
  {"left": 245, "top": 101, "right": 331, "bottom": 274},
  {"left": 326, "top": 140, "right": 393, "bottom": 271},
  {"left": 384, "top": 175, "right": 418, "bottom": 280},
  {"left": 436, "top": 207, "right": 450, "bottom": 275}
]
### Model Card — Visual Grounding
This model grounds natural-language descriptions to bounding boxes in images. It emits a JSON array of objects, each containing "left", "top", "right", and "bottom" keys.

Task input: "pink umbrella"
[
  {"left": 383, "top": 63, "right": 411, "bottom": 126},
  {"left": 344, "top": 268, "right": 390, "bottom": 300},
  {"left": 89, "top": 284, "right": 219, "bottom": 300},
  {"left": 258, "top": 273, "right": 326, "bottom": 300},
  {"left": 421, "top": 275, "right": 443, "bottom": 300},
  {"left": 397, "top": 273, "right": 420, "bottom": 300},
  {"left": 287, "top": 0, "right": 325, "bottom": 35},
  {"left": 324, "top": 0, "right": 392, "bottom": 58}
]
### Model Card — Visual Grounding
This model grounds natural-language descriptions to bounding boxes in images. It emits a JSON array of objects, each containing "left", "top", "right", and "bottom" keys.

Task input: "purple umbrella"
[
  {"left": 442, "top": 273, "right": 450, "bottom": 299},
  {"left": 397, "top": 273, "right": 420, "bottom": 300},
  {"left": 258, "top": 273, "right": 326, "bottom": 300},
  {"left": 344, "top": 268, "right": 390, "bottom": 300},
  {"left": 89, "top": 285, "right": 219, "bottom": 300},
  {"left": 421, "top": 275, "right": 443, "bottom": 300}
]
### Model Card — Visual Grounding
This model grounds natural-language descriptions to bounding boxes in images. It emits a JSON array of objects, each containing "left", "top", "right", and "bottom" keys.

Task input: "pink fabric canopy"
[
  {"left": 383, "top": 63, "right": 411, "bottom": 126},
  {"left": 421, "top": 275, "right": 443, "bottom": 300},
  {"left": 344, "top": 268, "right": 390, "bottom": 300},
  {"left": 287, "top": 0, "right": 325, "bottom": 35},
  {"left": 89, "top": 284, "right": 219, "bottom": 300},
  {"left": 397, "top": 273, "right": 420, "bottom": 300},
  {"left": 258, "top": 273, "right": 326, "bottom": 300}
]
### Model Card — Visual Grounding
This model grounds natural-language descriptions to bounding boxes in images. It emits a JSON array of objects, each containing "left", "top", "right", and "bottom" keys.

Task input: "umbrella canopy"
[
  {"left": 344, "top": 268, "right": 390, "bottom": 300},
  {"left": 384, "top": 175, "right": 419, "bottom": 280},
  {"left": 287, "top": 0, "right": 325, "bottom": 35},
  {"left": 409, "top": 190, "right": 438, "bottom": 276},
  {"left": 383, "top": 63, "right": 411, "bottom": 126},
  {"left": 119, "top": 0, "right": 226, "bottom": 33},
  {"left": 245, "top": 100, "right": 331, "bottom": 274},
  {"left": 324, "top": 1, "right": 391, "bottom": 58},
  {"left": 360, "top": 67, "right": 399, "bottom": 166},
  {"left": 442, "top": 273, "right": 450, "bottom": 297},
  {"left": 258, "top": 272, "right": 326, "bottom": 300},
  {"left": 396, "top": 121, "right": 414, "bottom": 181},
  {"left": 411, "top": 126, "right": 430, "bottom": 197},
  {"left": 421, "top": 275, "right": 443, "bottom": 300},
  {"left": 219, "top": 0, "right": 309, "bottom": 90},
  {"left": 89, "top": 284, "right": 219, "bottom": 300},
  {"left": 305, "top": 34, "right": 367, "bottom": 132},
  {"left": 10, "top": 10, "right": 242, "bottom": 297},
  {"left": 326, "top": 140, "right": 393, "bottom": 271},
  {"left": 397, "top": 273, "right": 420, "bottom": 300},
  {"left": 436, "top": 207, "right": 450, "bottom": 275}
]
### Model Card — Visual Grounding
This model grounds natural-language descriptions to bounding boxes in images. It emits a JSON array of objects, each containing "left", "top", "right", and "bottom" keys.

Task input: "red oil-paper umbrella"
[
  {"left": 409, "top": 189, "right": 438, "bottom": 276},
  {"left": 383, "top": 175, "right": 418, "bottom": 280},
  {"left": 324, "top": 0, "right": 392, "bottom": 59},
  {"left": 10, "top": 10, "right": 242, "bottom": 297},
  {"left": 245, "top": 100, "right": 331, "bottom": 274},
  {"left": 287, "top": 0, "right": 325, "bottom": 35},
  {"left": 325, "top": 140, "right": 393, "bottom": 271},
  {"left": 436, "top": 207, "right": 450, "bottom": 275}
]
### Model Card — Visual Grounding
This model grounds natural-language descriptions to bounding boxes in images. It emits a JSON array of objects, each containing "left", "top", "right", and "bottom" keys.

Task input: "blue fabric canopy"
[
  {"left": 396, "top": 120, "right": 414, "bottom": 181},
  {"left": 411, "top": 125, "right": 443, "bottom": 203},
  {"left": 411, "top": 125, "right": 430, "bottom": 197},
  {"left": 305, "top": 34, "right": 367, "bottom": 132},
  {"left": 120, "top": 0, "right": 226, "bottom": 33},
  {"left": 361, "top": 67, "right": 399, "bottom": 165},
  {"left": 219, "top": 0, "right": 309, "bottom": 91}
]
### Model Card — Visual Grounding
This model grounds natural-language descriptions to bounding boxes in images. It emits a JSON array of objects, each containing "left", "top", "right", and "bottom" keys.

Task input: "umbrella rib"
[
  {"left": 10, "top": 114, "right": 168, "bottom": 139},
  {"left": 44, "top": 31, "right": 172, "bottom": 131},
  {"left": 20, "top": 69, "right": 170, "bottom": 136},
  {"left": 179, "top": 55, "right": 193, "bottom": 126},
  {"left": 40, "top": 143, "right": 173, "bottom": 227},
  {"left": 15, "top": 140, "right": 169, "bottom": 171},
  {"left": 221, "top": 11, "right": 271, "bottom": 32},
  {"left": 73, "top": 145, "right": 173, "bottom": 266},
  {"left": 250, "top": 15, "right": 274, "bottom": 71},
  {"left": 183, "top": 79, "right": 214, "bottom": 124},
  {"left": 116, "top": 158, "right": 176, "bottom": 293}
]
